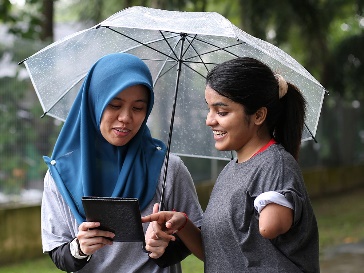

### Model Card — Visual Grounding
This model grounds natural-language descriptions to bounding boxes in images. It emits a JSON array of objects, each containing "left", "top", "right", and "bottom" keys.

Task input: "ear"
[{"left": 254, "top": 107, "right": 267, "bottom": 125}]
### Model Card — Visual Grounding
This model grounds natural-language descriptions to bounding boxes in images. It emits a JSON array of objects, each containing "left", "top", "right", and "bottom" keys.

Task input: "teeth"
[
  {"left": 213, "top": 130, "right": 226, "bottom": 136},
  {"left": 116, "top": 128, "right": 128, "bottom": 132}
]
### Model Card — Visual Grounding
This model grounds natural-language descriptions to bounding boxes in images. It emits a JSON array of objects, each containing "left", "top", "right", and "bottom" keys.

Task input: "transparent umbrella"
[{"left": 20, "top": 6, "right": 327, "bottom": 208}]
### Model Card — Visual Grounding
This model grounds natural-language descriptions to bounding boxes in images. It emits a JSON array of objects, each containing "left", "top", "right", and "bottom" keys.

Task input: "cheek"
[
  {"left": 99, "top": 121, "right": 108, "bottom": 140},
  {"left": 135, "top": 118, "right": 145, "bottom": 132},
  {"left": 99, "top": 114, "right": 112, "bottom": 135},
  {"left": 136, "top": 112, "right": 147, "bottom": 126},
  {"left": 101, "top": 111, "right": 116, "bottom": 124}
]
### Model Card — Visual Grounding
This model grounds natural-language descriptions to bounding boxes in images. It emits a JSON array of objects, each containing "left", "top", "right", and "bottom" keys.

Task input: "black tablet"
[{"left": 81, "top": 197, "right": 145, "bottom": 242}]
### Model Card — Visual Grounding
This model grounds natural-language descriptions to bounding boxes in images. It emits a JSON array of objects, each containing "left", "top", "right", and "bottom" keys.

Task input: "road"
[{"left": 320, "top": 241, "right": 364, "bottom": 273}]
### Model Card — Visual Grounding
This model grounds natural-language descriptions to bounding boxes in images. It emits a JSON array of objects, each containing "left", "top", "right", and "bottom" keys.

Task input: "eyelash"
[
  {"left": 108, "top": 104, "right": 144, "bottom": 111},
  {"left": 206, "top": 108, "right": 228, "bottom": 117},
  {"left": 109, "top": 104, "right": 119, "bottom": 109}
]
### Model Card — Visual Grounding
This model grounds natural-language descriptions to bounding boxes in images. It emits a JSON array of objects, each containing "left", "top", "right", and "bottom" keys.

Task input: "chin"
[{"left": 215, "top": 144, "right": 229, "bottom": 151}]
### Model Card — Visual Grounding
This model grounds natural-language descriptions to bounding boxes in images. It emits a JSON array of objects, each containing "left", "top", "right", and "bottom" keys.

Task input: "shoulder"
[
  {"left": 165, "top": 153, "right": 184, "bottom": 168},
  {"left": 250, "top": 144, "right": 302, "bottom": 184},
  {"left": 44, "top": 170, "right": 57, "bottom": 190},
  {"left": 163, "top": 154, "right": 192, "bottom": 178},
  {"left": 261, "top": 144, "right": 299, "bottom": 169}
]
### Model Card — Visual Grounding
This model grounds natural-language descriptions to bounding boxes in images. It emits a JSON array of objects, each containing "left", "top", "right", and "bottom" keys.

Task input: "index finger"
[
  {"left": 141, "top": 213, "right": 163, "bottom": 223},
  {"left": 79, "top": 221, "right": 100, "bottom": 231}
]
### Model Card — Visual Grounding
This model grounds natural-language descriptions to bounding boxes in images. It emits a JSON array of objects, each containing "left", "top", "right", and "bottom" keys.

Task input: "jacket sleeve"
[
  {"left": 48, "top": 242, "right": 89, "bottom": 272},
  {"left": 151, "top": 234, "right": 191, "bottom": 268}
]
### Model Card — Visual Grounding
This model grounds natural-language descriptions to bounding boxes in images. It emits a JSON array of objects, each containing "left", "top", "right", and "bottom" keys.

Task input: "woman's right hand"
[
  {"left": 142, "top": 209, "right": 188, "bottom": 240},
  {"left": 142, "top": 208, "right": 204, "bottom": 261},
  {"left": 77, "top": 222, "right": 115, "bottom": 255}
]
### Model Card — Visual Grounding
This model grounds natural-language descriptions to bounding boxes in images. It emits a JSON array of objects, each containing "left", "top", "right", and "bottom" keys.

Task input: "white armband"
[{"left": 254, "top": 191, "right": 293, "bottom": 214}]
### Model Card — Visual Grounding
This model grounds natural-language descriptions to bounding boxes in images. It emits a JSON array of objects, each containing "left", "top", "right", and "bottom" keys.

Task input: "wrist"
[
  {"left": 70, "top": 238, "right": 91, "bottom": 260},
  {"left": 177, "top": 212, "right": 188, "bottom": 232}
]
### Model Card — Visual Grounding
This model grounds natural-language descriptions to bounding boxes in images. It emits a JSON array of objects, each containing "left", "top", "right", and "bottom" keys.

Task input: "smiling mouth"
[
  {"left": 213, "top": 130, "right": 227, "bottom": 137},
  {"left": 114, "top": 128, "right": 129, "bottom": 132}
]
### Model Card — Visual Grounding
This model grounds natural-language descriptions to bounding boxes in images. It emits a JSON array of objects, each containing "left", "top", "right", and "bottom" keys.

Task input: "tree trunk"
[{"left": 40, "top": 0, "right": 54, "bottom": 41}]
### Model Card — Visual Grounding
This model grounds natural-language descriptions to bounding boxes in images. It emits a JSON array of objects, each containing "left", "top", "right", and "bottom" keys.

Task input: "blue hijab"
[{"left": 44, "top": 53, "right": 167, "bottom": 224}]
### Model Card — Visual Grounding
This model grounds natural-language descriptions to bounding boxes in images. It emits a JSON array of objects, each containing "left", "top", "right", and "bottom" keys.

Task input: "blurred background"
[{"left": 0, "top": 0, "right": 364, "bottom": 272}]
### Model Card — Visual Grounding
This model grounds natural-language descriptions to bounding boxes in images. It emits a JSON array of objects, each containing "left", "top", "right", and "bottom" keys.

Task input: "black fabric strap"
[{"left": 48, "top": 242, "right": 89, "bottom": 272}]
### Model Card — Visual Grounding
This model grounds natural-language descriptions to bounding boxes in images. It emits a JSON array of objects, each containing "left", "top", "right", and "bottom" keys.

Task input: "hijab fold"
[{"left": 44, "top": 53, "right": 166, "bottom": 224}]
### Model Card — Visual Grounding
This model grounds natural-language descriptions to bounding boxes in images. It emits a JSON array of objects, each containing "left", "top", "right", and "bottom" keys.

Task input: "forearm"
[
  {"left": 177, "top": 220, "right": 204, "bottom": 261},
  {"left": 48, "top": 242, "right": 88, "bottom": 272}
]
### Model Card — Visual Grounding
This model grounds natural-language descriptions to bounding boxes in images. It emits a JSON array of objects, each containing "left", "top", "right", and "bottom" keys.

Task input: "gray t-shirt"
[
  {"left": 202, "top": 144, "right": 319, "bottom": 273},
  {"left": 41, "top": 154, "right": 203, "bottom": 273}
]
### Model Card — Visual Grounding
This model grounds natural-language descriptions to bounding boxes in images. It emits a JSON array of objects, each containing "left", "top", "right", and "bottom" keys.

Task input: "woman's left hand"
[{"left": 144, "top": 203, "right": 173, "bottom": 259}]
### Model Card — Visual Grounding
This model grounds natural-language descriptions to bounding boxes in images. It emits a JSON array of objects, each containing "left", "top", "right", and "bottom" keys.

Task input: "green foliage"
[
  {"left": 0, "top": 0, "right": 43, "bottom": 39},
  {"left": 327, "top": 33, "right": 364, "bottom": 100},
  {"left": 55, "top": 0, "right": 212, "bottom": 25},
  {"left": 0, "top": 37, "right": 61, "bottom": 193},
  {"left": 0, "top": 75, "right": 29, "bottom": 193}
]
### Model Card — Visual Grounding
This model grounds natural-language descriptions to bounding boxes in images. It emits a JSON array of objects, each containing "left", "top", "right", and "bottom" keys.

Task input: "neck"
[{"left": 237, "top": 135, "right": 272, "bottom": 163}]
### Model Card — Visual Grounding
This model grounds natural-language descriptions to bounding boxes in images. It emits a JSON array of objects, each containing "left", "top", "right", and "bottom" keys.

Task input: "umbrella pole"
[{"left": 159, "top": 34, "right": 187, "bottom": 212}]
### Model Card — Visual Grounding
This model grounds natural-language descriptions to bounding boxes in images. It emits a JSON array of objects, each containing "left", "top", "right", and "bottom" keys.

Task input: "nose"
[
  {"left": 206, "top": 111, "right": 216, "bottom": 127},
  {"left": 117, "top": 108, "right": 132, "bottom": 124}
]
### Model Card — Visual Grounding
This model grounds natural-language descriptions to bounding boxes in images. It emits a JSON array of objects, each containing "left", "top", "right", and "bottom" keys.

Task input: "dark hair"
[{"left": 206, "top": 57, "right": 306, "bottom": 160}]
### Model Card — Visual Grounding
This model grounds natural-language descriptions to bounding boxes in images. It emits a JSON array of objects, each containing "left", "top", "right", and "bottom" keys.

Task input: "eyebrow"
[
  {"left": 211, "top": 102, "right": 229, "bottom": 107},
  {"left": 204, "top": 99, "right": 229, "bottom": 107}
]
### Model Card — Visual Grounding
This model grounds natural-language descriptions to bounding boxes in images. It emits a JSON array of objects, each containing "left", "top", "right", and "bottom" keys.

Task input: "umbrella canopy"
[{"left": 21, "top": 6, "right": 327, "bottom": 161}]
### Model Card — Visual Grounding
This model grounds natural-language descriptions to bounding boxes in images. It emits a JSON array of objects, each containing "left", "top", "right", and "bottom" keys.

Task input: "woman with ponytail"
[{"left": 143, "top": 57, "right": 319, "bottom": 272}]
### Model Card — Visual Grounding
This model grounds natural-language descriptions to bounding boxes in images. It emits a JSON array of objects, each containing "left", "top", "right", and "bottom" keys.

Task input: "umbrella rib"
[
  {"left": 42, "top": 76, "right": 86, "bottom": 117},
  {"left": 184, "top": 35, "right": 210, "bottom": 73},
  {"left": 181, "top": 62, "right": 207, "bottom": 79},
  {"left": 153, "top": 35, "right": 181, "bottom": 87},
  {"left": 103, "top": 26, "right": 178, "bottom": 61},
  {"left": 154, "top": 62, "right": 178, "bottom": 87},
  {"left": 159, "top": 31, "right": 179, "bottom": 60},
  {"left": 304, "top": 122, "right": 317, "bottom": 143},
  {"left": 181, "top": 34, "right": 197, "bottom": 59},
  {"left": 187, "top": 42, "right": 242, "bottom": 60},
  {"left": 184, "top": 34, "right": 244, "bottom": 60}
]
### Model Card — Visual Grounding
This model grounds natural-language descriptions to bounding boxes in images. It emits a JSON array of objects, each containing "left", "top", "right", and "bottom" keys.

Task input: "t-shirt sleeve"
[
  {"left": 278, "top": 189, "right": 304, "bottom": 227},
  {"left": 254, "top": 191, "right": 294, "bottom": 214},
  {"left": 41, "top": 170, "right": 78, "bottom": 252}
]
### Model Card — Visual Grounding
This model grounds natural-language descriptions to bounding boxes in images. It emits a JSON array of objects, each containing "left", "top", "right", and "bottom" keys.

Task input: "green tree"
[
  {"left": 0, "top": 0, "right": 61, "bottom": 193},
  {"left": 234, "top": 0, "right": 364, "bottom": 166}
]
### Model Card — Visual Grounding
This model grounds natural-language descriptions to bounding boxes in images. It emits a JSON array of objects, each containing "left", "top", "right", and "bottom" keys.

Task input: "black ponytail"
[{"left": 274, "top": 83, "right": 306, "bottom": 160}]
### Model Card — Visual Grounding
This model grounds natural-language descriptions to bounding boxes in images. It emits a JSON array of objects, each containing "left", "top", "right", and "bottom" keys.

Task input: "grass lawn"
[
  {"left": 311, "top": 187, "right": 364, "bottom": 252},
  {"left": 1, "top": 187, "right": 363, "bottom": 273}
]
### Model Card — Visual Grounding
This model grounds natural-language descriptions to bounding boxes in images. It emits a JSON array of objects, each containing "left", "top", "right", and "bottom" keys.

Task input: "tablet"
[{"left": 81, "top": 197, "right": 145, "bottom": 242}]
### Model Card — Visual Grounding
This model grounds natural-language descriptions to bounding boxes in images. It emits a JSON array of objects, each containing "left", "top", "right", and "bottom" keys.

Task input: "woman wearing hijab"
[{"left": 41, "top": 53, "right": 203, "bottom": 273}]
